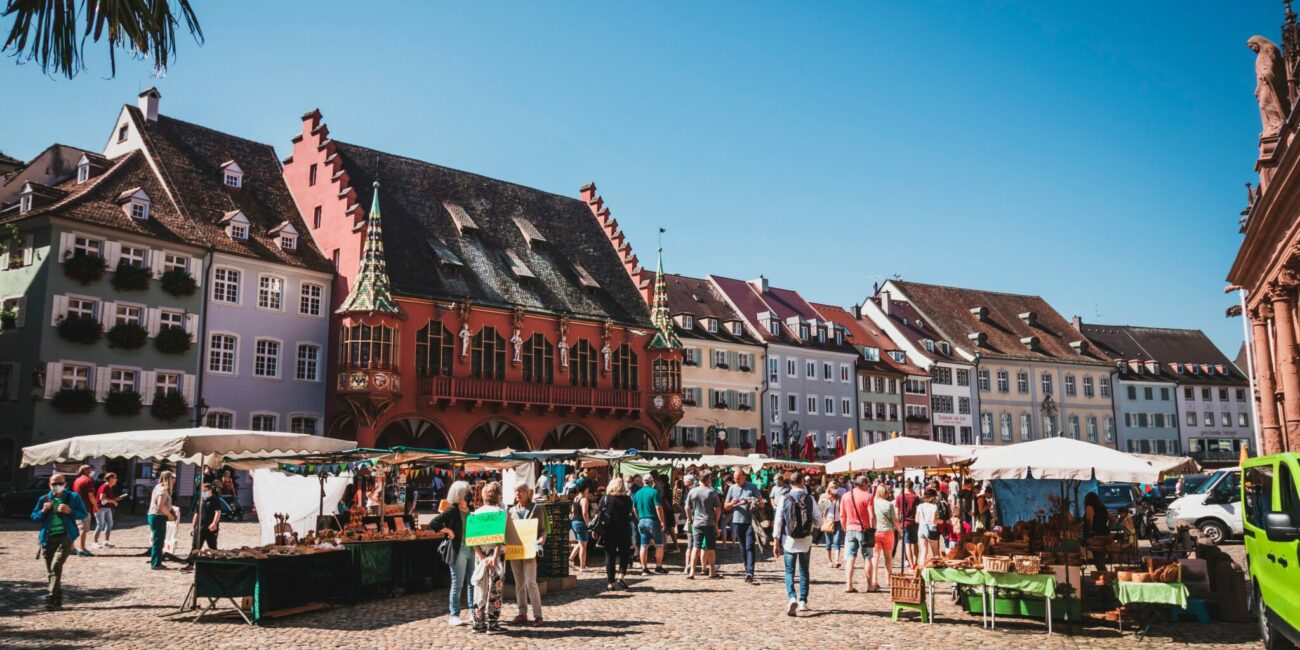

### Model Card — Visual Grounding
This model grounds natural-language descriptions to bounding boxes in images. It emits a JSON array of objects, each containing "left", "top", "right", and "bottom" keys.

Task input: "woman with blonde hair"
[
  {"left": 872, "top": 484, "right": 899, "bottom": 589},
  {"left": 509, "top": 484, "right": 546, "bottom": 626},
  {"left": 470, "top": 482, "right": 506, "bottom": 633},
  {"left": 600, "top": 477, "right": 636, "bottom": 590},
  {"left": 429, "top": 480, "right": 475, "bottom": 626}
]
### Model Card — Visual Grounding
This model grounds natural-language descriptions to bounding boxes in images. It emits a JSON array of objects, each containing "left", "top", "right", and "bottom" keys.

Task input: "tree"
[{"left": 2, "top": 0, "right": 203, "bottom": 79}]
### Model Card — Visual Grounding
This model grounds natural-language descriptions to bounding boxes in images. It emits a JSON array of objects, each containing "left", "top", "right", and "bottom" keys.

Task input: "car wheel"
[
  {"left": 1198, "top": 519, "right": 1228, "bottom": 545},
  {"left": 1258, "top": 586, "right": 1299, "bottom": 650}
]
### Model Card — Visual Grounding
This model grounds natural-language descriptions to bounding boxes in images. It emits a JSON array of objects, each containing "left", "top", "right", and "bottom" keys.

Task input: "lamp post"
[{"left": 193, "top": 397, "right": 210, "bottom": 427}]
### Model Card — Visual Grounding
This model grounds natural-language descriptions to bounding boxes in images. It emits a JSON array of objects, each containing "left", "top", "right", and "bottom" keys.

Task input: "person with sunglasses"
[{"left": 30, "top": 473, "right": 89, "bottom": 610}]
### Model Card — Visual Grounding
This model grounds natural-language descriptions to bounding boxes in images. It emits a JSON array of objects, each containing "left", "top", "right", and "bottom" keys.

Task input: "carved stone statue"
[
  {"left": 558, "top": 337, "right": 569, "bottom": 368},
  {"left": 1249, "top": 36, "right": 1291, "bottom": 135},
  {"left": 510, "top": 328, "right": 523, "bottom": 364},
  {"left": 459, "top": 323, "right": 471, "bottom": 359},
  {"left": 601, "top": 342, "right": 612, "bottom": 373}
]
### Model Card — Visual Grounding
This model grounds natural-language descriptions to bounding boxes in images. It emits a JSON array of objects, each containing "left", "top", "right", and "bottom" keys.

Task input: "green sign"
[{"left": 464, "top": 510, "right": 507, "bottom": 547}]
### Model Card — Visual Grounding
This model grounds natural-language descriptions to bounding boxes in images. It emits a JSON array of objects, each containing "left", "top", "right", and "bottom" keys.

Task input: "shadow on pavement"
[{"left": 0, "top": 579, "right": 133, "bottom": 618}]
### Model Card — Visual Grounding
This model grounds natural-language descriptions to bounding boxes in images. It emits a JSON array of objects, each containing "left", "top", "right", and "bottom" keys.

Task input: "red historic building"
[{"left": 282, "top": 110, "right": 682, "bottom": 452}]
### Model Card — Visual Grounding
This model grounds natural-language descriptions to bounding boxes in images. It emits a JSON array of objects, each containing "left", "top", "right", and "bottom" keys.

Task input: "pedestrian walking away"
[
  {"left": 633, "top": 474, "right": 668, "bottom": 574},
  {"left": 685, "top": 471, "right": 721, "bottom": 579},
  {"left": 70, "top": 465, "right": 99, "bottom": 556},
  {"left": 600, "top": 478, "right": 637, "bottom": 590},
  {"left": 567, "top": 483, "right": 593, "bottom": 573},
  {"left": 819, "top": 479, "right": 842, "bottom": 569},
  {"left": 773, "top": 472, "right": 821, "bottom": 616},
  {"left": 872, "top": 484, "right": 899, "bottom": 587},
  {"left": 30, "top": 472, "right": 88, "bottom": 610},
  {"left": 839, "top": 474, "right": 876, "bottom": 593}
]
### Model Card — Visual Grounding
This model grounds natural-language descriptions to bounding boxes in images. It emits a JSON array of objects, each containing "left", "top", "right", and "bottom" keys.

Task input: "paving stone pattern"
[{"left": 0, "top": 515, "right": 1260, "bottom": 649}]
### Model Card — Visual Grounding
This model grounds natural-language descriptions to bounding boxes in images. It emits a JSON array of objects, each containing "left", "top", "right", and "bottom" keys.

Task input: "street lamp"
[{"left": 193, "top": 397, "right": 210, "bottom": 427}]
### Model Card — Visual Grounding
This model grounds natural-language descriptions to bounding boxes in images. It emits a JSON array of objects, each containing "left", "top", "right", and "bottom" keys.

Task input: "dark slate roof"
[
  {"left": 128, "top": 107, "right": 333, "bottom": 273},
  {"left": 664, "top": 273, "right": 760, "bottom": 345},
  {"left": 709, "top": 275, "right": 857, "bottom": 355},
  {"left": 890, "top": 280, "right": 1110, "bottom": 366},
  {"left": 811, "top": 302, "right": 924, "bottom": 376},
  {"left": 330, "top": 141, "right": 652, "bottom": 326},
  {"left": 1, "top": 150, "right": 204, "bottom": 247},
  {"left": 1079, "top": 323, "right": 1247, "bottom": 386}
]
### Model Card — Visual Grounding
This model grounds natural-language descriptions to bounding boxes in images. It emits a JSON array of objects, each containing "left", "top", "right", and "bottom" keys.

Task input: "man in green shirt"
[
  {"left": 632, "top": 474, "right": 667, "bottom": 575},
  {"left": 31, "top": 473, "right": 89, "bottom": 610}
]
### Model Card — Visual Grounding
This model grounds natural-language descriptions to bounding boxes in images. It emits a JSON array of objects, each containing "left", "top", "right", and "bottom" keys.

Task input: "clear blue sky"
[{"left": 0, "top": 1, "right": 1281, "bottom": 356}]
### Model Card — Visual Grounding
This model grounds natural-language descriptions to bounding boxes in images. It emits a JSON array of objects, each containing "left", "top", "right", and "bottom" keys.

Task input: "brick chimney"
[
  {"left": 881, "top": 290, "right": 892, "bottom": 316},
  {"left": 138, "top": 87, "right": 160, "bottom": 122},
  {"left": 1071, "top": 314, "right": 1082, "bottom": 331},
  {"left": 749, "top": 275, "right": 768, "bottom": 294}
]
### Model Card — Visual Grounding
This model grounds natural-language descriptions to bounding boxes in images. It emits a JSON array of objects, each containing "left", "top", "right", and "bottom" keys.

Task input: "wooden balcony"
[{"left": 417, "top": 375, "right": 641, "bottom": 414}]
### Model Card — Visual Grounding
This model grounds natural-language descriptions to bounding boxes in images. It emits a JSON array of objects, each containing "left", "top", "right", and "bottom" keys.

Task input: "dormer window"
[
  {"left": 222, "top": 211, "right": 250, "bottom": 240},
  {"left": 116, "top": 188, "right": 150, "bottom": 221},
  {"left": 221, "top": 161, "right": 244, "bottom": 189},
  {"left": 705, "top": 318, "right": 718, "bottom": 333},
  {"left": 130, "top": 202, "right": 148, "bottom": 220},
  {"left": 939, "top": 341, "right": 951, "bottom": 355},
  {"left": 270, "top": 222, "right": 298, "bottom": 251},
  {"left": 682, "top": 315, "right": 694, "bottom": 330},
  {"left": 889, "top": 350, "right": 906, "bottom": 363},
  {"left": 18, "top": 192, "right": 32, "bottom": 213},
  {"left": 863, "top": 347, "right": 880, "bottom": 361},
  {"left": 923, "top": 339, "right": 935, "bottom": 352},
  {"left": 280, "top": 234, "right": 296, "bottom": 250},
  {"left": 231, "top": 223, "right": 248, "bottom": 239},
  {"left": 76, "top": 156, "right": 91, "bottom": 184},
  {"left": 817, "top": 327, "right": 826, "bottom": 343},
  {"left": 730, "top": 321, "right": 743, "bottom": 336},
  {"left": 834, "top": 330, "right": 844, "bottom": 345},
  {"left": 768, "top": 319, "right": 780, "bottom": 336},
  {"left": 799, "top": 324, "right": 811, "bottom": 340}
]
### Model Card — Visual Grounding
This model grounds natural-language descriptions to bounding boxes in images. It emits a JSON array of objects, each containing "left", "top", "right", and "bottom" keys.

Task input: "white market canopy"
[
  {"left": 1130, "top": 453, "right": 1201, "bottom": 476},
  {"left": 967, "top": 437, "right": 1161, "bottom": 484},
  {"left": 21, "top": 427, "right": 358, "bottom": 469},
  {"left": 825, "top": 436, "right": 974, "bottom": 474}
]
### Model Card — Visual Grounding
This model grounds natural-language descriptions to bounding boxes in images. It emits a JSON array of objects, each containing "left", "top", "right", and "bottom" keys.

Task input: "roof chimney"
[
  {"left": 852, "top": 303, "right": 862, "bottom": 319},
  {"left": 969, "top": 306, "right": 988, "bottom": 322},
  {"left": 138, "top": 87, "right": 160, "bottom": 122},
  {"left": 880, "top": 290, "right": 891, "bottom": 315},
  {"left": 749, "top": 275, "right": 769, "bottom": 294},
  {"left": 1018, "top": 311, "right": 1037, "bottom": 326},
  {"left": 1071, "top": 315, "right": 1082, "bottom": 331}
]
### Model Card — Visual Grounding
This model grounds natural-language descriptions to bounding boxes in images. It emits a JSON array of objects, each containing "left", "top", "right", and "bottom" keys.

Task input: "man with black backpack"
[{"left": 772, "top": 472, "right": 821, "bottom": 616}]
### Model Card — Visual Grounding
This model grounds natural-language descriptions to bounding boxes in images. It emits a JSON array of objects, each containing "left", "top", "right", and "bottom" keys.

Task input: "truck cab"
[
  {"left": 1165, "top": 467, "right": 1242, "bottom": 544},
  {"left": 1244, "top": 453, "right": 1300, "bottom": 650}
]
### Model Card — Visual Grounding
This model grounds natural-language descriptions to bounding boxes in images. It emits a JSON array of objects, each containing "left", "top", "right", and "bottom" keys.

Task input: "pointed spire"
[
  {"left": 647, "top": 227, "right": 681, "bottom": 350},
  {"left": 336, "top": 181, "right": 404, "bottom": 317}
]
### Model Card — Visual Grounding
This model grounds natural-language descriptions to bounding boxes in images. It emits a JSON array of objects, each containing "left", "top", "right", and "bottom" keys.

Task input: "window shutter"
[
  {"left": 146, "top": 308, "right": 161, "bottom": 336},
  {"left": 186, "top": 313, "right": 199, "bottom": 336},
  {"left": 58, "top": 232, "right": 73, "bottom": 262},
  {"left": 6, "top": 363, "right": 19, "bottom": 400},
  {"left": 727, "top": 389, "right": 737, "bottom": 408},
  {"left": 140, "top": 371, "right": 156, "bottom": 404},
  {"left": 182, "top": 374, "right": 195, "bottom": 404},
  {"left": 22, "top": 234, "right": 33, "bottom": 266},
  {"left": 0, "top": 247, "right": 6, "bottom": 269},
  {"left": 103, "top": 241, "right": 121, "bottom": 268},
  {"left": 94, "top": 367, "right": 111, "bottom": 402},
  {"left": 707, "top": 388, "right": 715, "bottom": 405},
  {"left": 15, "top": 296, "right": 26, "bottom": 328},
  {"left": 50, "top": 295, "right": 67, "bottom": 326},
  {"left": 99, "top": 301, "right": 115, "bottom": 329},
  {"left": 709, "top": 350, "right": 716, "bottom": 369},
  {"left": 44, "top": 362, "right": 61, "bottom": 399},
  {"left": 190, "top": 257, "right": 203, "bottom": 287},
  {"left": 150, "top": 250, "right": 166, "bottom": 278}
]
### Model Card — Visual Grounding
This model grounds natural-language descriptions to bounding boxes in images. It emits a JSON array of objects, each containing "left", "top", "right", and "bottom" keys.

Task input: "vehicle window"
[
  {"left": 1245, "top": 464, "right": 1274, "bottom": 529},
  {"left": 1281, "top": 463, "right": 1300, "bottom": 522},
  {"left": 1193, "top": 471, "right": 1229, "bottom": 495}
]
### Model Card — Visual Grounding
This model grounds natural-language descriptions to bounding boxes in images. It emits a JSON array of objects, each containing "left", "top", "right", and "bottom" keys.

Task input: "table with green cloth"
[
  {"left": 342, "top": 538, "right": 450, "bottom": 599},
  {"left": 1112, "top": 581, "right": 1190, "bottom": 638},
  {"left": 922, "top": 568, "right": 994, "bottom": 628},
  {"left": 921, "top": 567, "right": 1059, "bottom": 634},
  {"left": 193, "top": 550, "right": 352, "bottom": 624}
]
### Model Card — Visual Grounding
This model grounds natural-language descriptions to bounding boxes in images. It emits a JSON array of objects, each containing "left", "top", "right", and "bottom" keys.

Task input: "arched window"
[
  {"left": 522, "top": 333, "right": 554, "bottom": 384},
  {"left": 611, "top": 343, "right": 638, "bottom": 390},
  {"left": 341, "top": 322, "right": 395, "bottom": 370},
  {"left": 415, "top": 320, "right": 453, "bottom": 377},
  {"left": 570, "top": 339, "right": 597, "bottom": 387},
  {"left": 472, "top": 326, "right": 506, "bottom": 380}
]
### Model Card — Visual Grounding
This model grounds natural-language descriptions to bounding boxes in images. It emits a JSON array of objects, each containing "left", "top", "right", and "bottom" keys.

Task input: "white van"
[{"left": 1165, "top": 467, "right": 1242, "bottom": 544}]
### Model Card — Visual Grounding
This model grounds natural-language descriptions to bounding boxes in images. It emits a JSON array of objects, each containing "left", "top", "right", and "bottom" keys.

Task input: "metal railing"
[{"left": 417, "top": 375, "right": 641, "bottom": 410}]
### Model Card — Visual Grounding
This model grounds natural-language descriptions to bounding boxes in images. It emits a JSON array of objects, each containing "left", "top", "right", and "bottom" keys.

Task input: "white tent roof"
[
  {"left": 967, "top": 437, "right": 1161, "bottom": 484},
  {"left": 1130, "top": 453, "right": 1201, "bottom": 475},
  {"left": 825, "top": 436, "right": 974, "bottom": 474},
  {"left": 22, "top": 427, "right": 357, "bottom": 469}
]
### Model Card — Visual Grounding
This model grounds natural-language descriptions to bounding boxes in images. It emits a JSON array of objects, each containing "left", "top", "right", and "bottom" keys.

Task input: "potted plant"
[
  {"left": 63, "top": 251, "right": 107, "bottom": 285},
  {"left": 56, "top": 314, "right": 103, "bottom": 344},
  {"left": 150, "top": 389, "right": 189, "bottom": 421},
  {"left": 110, "top": 260, "right": 151, "bottom": 291},
  {"left": 104, "top": 389, "right": 143, "bottom": 417},
  {"left": 0, "top": 308, "right": 15, "bottom": 330},
  {"left": 154, "top": 325, "right": 192, "bottom": 354},
  {"left": 106, "top": 322, "right": 148, "bottom": 350},
  {"left": 51, "top": 388, "right": 96, "bottom": 413},
  {"left": 161, "top": 267, "right": 198, "bottom": 297}
]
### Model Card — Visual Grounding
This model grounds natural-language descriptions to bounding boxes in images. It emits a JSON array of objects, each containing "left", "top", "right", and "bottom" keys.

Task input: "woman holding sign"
[
  {"left": 509, "top": 484, "right": 546, "bottom": 626},
  {"left": 470, "top": 482, "right": 507, "bottom": 633}
]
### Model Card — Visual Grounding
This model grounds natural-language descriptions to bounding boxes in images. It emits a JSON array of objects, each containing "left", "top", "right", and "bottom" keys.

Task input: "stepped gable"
[
  {"left": 329, "top": 142, "right": 652, "bottom": 326},
  {"left": 127, "top": 107, "right": 332, "bottom": 272}
]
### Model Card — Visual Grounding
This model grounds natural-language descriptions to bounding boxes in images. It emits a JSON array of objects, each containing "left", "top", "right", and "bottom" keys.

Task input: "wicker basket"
[
  {"left": 1012, "top": 554, "right": 1041, "bottom": 575},
  {"left": 982, "top": 555, "right": 1013, "bottom": 573},
  {"left": 891, "top": 573, "right": 925, "bottom": 604}
]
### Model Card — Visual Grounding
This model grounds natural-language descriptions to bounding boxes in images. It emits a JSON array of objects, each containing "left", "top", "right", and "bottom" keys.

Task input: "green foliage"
[
  {"left": 0, "top": 309, "right": 15, "bottom": 330},
  {"left": 56, "top": 313, "right": 103, "bottom": 344},
  {"left": 63, "top": 252, "right": 107, "bottom": 285},
  {"left": 106, "top": 322, "right": 148, "bottom": 349},
  {"left": 160, "top": 267, "right": 197, "bottom": 297},
  {"left": 104, "top": 389, "right": 143, "bottom": 417},
  {"left": 111, "top": 260, "right": 151, "bottom": 291},
  {"left": 150, "top": 389, "right": 188, "bottom": 421},
  {"left": 153, "top": 324, "right": 191, "bottom": 354},
  {"left": 51, "top": 388, "right": 96, "bottom": 414}
]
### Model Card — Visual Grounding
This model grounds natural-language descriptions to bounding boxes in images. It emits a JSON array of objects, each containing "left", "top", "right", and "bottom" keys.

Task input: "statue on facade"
[
  {"left": 558, "top": 313, "right": 570, "bottom": 370},
  {"left": 511, "top": 328, "right": 523, "bottom": 364},
  {"left": 1249, "top": 36, "right": 1291, "bottom": 135},
  {"left": 601, "top": 341, "right": 612, "bottom": 373},
  {"left": 459, "top": 323, "right": 471, "bottom": 359}
]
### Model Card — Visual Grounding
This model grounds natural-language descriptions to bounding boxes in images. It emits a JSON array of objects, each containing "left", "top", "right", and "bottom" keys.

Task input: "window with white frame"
[
  {"left": 840, "top": 364, "right": 850, "bottom": 382},
  {"left": 1068, "top": 415, "right": 1080, "bottom": 439},
  {"left": 290, "top": 416, "right": 319, "bottom": 435},
  {"left": 163, "top": 253, "right": 188, "bottom": 273},
  {"left": 841, "top": 398, "right": 851, "bottom": 416},
  {"left": 981, "top": 412, "right": 993, "bottom": 436},
  {"left": 129, "top": 201, "right": 149, "bottom": 220},
  {"left": 224, "top": 172, "right": 241, "bottom": 188},
  {"left": 119, "top": 244, "right": 147, "bottom": 267},
  {"left": 254, "top": 339, "right": 281, "bottom": 378},
  {"left": 706, "top": 318, "right": 718, "bottom": 333},
  {"left": 996, "top": 370, "right": 1009, "bottom": 393},
  {"left": 66, "top": 297, "right": 97, "bottom": 320},
  {"left": 230, "top": 222, "right": 248, "bottom": 240},
  {"left": 863, "top": 347, "right": 880, "bottom": 361},
  {"left": 114, "top": 303, "right": 142, "bottom": 326},
  {"left": 770, "top": 394, "right": 780, "bottom": 423},
  {"left": 257, "top": 275, "right": 284, "bottom": 311},
  {"left": 108, "top": 368, "right": 136, "bottom": 393},
  {"left": 806, "top": 361, "right": 815, "bottom": 379},
  {"left": 208, "top": 334, "right": 236, "bottom": 374},
  {"left": 958, "top": 396, "right": 970, "bottom": 414},
  {"left": 807, "top": 396, "right": 818, "bottom": 414},
  {"left": 1083, "top": 376, "right": 1095, "bottom": 397},
  {"left": 823, "top": 362, "right": 833, "bottom": 380},
  {"left": 1100, "top": 377, "right": 1111, "bottom": 397},
  {"left": 888, "top": 378, "right": 898, "bottom": 394},
  {"left": 824, "top": 397, "right": 833, "bottom": 414},
  {"left": 1203, "top": 411, "right": 1214, "bottom": 426},
  {"left": 713, "top": 349, "right": 728, "bottom": 368},
  {"left": 768, "top": 319, "right": 779, "bottom": 336},
  {"left": 279, "top": 233, "right": 296, "bottom": 250},
  {"left": 251, "top": 414, "right": 277, "bottom": 431},
  {"left": 296, "top": 344, "right": 320, "bottom": 381},
  {"left": 77, "top": 160, "right": 90, "bottom": 183},
  {"left": 1064, "top": 374, "right": 1076, "bottom": 396},
  {"left": 768, "top": 357, "right": 780, "bottom": 384},
  {"left": 155, "top": 372, "right": 181, "bottom": 395},
  {"left": 1104, "top": 416, "right": 1115, "bottom": 440},
  {"left": 61, "top": 364, "right": 90, "bottom": 390},
  {"left": 213, "top": 268, "right": 240, "bottom": 304},
  {"left": 299, "top": 283, "right": 323, "bottom": 316},
  {"left": 1041, "top": 372, "right": 1053, "bottom": 395},
  {"left": 932, "top": 394, "right": 954, "bottom": 413},
  {"left": 1016, "top": 371, "right": 1029, "bottom": 393},
  {"left": 1087, "top": 416, "right": 1098, "bottom": 441},
  {"left": 731, "top": 321, "right": 743, "bottom": 336},
  {"left": 158, "top": 309, "right": 184, "bottom": 331},
  {"left": 1000, "top": 413, "right": 1013, "bottom": 440},
  {"left": 956, "top": 369, "right": 970, "bottom": 386},
  {"left": 681, "top": 315, "right": 694, "bottom": 330},
  {"left": 787, "top": 394, "right": 798, "bottom": 413},
  {"left": 977, "top": 369, "right": 990, "bottom": 391},
  {"left": 206, "top": 411, "right": 233, "bottom": 429},
  {"left": 875, "top": 402, "right": 887, "bottom": 420},
  {"left": 1020, "top": 413, "right": 1032, "bottom": 440},
  {"left": 786, "top": 359, "right": 797, "bottom": 377},
  {"left": 72, "top": 235, "right": 102, "bottom": 258}
]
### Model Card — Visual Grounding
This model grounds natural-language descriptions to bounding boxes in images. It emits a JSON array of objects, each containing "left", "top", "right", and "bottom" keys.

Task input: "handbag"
[
  {"left": 587, "top": 497, "right": 607, "bottom": 547},
  {"left": 819, "top": 502, "right": 837, "bottom": 533},
  {"left": 851, "top": 491, "right": 875, "bottom": 548},
  {"left": 437, "top": 537, "right": 457, "bottom": 564}
]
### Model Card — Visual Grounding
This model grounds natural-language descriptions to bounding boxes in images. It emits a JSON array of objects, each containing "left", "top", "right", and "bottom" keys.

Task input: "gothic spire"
[
  {"left": 647, "top": 228, "right": 682, "bottom": 350},
  {"left": 336, "top": 181, "right": 405, "bottom": 317}
]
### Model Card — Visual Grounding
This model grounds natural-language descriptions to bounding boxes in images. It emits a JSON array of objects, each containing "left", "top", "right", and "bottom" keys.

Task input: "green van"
[{"left": 1243, "top": 453, "right": 1300, "bottom": 649}]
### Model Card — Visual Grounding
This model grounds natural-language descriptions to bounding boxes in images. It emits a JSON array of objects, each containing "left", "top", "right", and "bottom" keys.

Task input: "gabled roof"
[
  {"left": 329, "top": 141, "right": 652, "bottom": 326},
  {"left": 867, "top": 295, "right": 964, "bottom": 364},
  {"left": 1079, "top": 322, "right": 1247, "bottom": 385},
  {"left": 664, "top": 273, "right": 760, "bottom": 345},
  {"left": 709, "top": 274, "right": 856, "bottom": 354},
  {"left": 127, "top": 107, "right": 333, "bottom": 273},
  {"left": 889, "top": 280, "right": 1110, "bottom": 366},
  {"left": 811, "top": 302, "right": 924, "bottom": 376}
]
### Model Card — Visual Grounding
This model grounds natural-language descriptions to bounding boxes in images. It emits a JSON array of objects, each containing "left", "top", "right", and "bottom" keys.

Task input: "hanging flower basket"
[
  {"left": 106, "top": 322, "right": 148, "bottom": 350},
  {"left": 105, "top": 390, "right": 143, "bottom": 417},
  {"left": 56, "top": 314, "right": 103, "bottom": 345},
  {"left": 150, "top": 389, "right": 189, "bottom": 421},
  {"left": 110, "top": 260, "right": 151, "bottom": 291},
  {"left": 154, "top": 325, "right": 192, "bottom": 354},
  {"left": 63, "top": 252, "right": 107, "bottom": 285},
  {"left": 161, "top": 268, "right": 198, "bottom": 297},
  {"left": 51, "top": 388, "right": 97, "bottom": 414}
]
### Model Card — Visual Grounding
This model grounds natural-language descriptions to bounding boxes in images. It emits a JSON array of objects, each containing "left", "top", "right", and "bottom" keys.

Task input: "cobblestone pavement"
[{"left": 0, "top": 515, "right": 1259, "bottom": 649}]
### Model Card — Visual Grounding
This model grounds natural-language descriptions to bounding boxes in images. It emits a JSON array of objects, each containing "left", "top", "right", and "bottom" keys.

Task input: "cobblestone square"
[{"left": 0, "top": 515, "right": 1260, "bottom": 649}]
